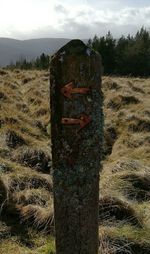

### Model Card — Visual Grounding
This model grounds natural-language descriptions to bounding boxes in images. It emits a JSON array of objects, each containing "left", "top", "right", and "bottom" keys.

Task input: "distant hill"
[{"left": 0, "top": 38, "right": 81, "bottom": 67}]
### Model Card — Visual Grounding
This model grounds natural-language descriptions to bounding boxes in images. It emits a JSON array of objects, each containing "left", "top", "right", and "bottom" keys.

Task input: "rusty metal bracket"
[{"left": 61, "top": 81, "right": 90, "bottom": 99}]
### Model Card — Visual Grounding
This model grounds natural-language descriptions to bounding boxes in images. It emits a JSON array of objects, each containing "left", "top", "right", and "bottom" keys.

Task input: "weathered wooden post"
[{"left": 50, "top": 39, "right": 103, "bottom": 254}]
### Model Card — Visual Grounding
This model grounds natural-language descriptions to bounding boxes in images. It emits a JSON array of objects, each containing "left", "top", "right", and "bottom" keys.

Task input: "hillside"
[
  {"left": 0, "top": 69, "right": 150, "bottom": 253},
  {"left": 0, "top": 38, "right": 71, "bottom": 67}
]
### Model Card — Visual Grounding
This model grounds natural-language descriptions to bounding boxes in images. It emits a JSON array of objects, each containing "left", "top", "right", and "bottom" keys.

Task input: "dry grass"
[
  {"left": 0, "top": 69, "right": 150, "bottom": 253},
  {"left": 100, "top": 76, "right": 150, "bottom": 253}
]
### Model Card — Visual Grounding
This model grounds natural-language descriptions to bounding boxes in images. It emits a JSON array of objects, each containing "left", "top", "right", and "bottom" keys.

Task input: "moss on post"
[{"left": 50, "top": 39, "right": 103, "bottom": 254}]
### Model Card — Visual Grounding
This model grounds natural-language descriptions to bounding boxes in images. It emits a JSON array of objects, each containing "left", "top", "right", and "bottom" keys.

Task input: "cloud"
[
  {"left": 54, "top": 4, "right": 68, "bottom": 14},
  {"left": 49, "top": 4, "right": 150, "bottom": 38},
  {"left": 23, "top": 21, "right": 138, "bottom": 40},
  {"left": 0, "top": 1, "right": 150, "bottom": 39}
]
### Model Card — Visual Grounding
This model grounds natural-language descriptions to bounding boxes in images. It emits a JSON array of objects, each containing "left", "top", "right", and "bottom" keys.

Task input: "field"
[{"left": 0, "top": 69, "right": 150, "bottom": 253}]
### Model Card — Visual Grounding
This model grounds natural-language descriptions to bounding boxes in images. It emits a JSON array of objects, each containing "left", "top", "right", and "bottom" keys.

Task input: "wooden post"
[{"left": 50, "top": 39, "right": 103, "bottom": 254}]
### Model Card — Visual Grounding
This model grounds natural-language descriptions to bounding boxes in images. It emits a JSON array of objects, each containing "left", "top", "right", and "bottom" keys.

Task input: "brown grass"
[{"left": 0, "top": 69, "right": 150, "bottom": 253}]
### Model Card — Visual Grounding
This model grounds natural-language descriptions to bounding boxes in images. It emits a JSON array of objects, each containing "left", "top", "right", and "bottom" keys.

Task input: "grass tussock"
[
  {"left": 19, "top": 203, "right": 54, "bottom": 231},
  {"left": 99, "top": 226, "right": 150, "bottom": 254},
  {"left": 99, "top": 196, "right": 142, "bottom": 227},
  {"left": 121, "top": 173, "right": 150, "bottom": 202},
  {"left": 0, "top": 70, "right": 150, "bottom": 253},
  {"left": 16, "top": 148, "right": 51, "bottom": 172}
]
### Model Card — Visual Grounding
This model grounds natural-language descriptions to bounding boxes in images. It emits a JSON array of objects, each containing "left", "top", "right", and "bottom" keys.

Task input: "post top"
[{"left": 57, "top": 39, "right": 89, "bottom": 56}]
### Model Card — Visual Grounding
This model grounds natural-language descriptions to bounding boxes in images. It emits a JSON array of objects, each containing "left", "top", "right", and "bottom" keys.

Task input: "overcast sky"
[{"left": 0, "top": 0, "right": 150, "bottom": 39}]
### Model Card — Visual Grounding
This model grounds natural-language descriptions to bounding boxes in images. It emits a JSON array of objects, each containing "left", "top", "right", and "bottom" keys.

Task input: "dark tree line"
[
  {"left": 9, "top": 53, "right": 49, "bottom": 70},
  {"left": 8, "top": 28, "right": 150, "bottom": 76},
  {"left": 88, "top": 28, "right": 150, "bottom": 77}
]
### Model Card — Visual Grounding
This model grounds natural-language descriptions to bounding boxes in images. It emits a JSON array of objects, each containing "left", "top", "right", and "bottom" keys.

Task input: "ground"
[{"left": 0, "top": 69, "right": 150, "bottom": 253}]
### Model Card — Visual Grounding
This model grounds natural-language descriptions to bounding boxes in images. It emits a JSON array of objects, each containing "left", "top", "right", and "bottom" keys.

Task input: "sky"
[{"left": 0, "top": 0, "right": 150, "bottom": 39}]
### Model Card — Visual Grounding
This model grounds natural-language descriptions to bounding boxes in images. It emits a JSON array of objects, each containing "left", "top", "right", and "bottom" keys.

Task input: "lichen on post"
[{"left": 50, "top": 39, "right": 103, "bottom": 254}]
